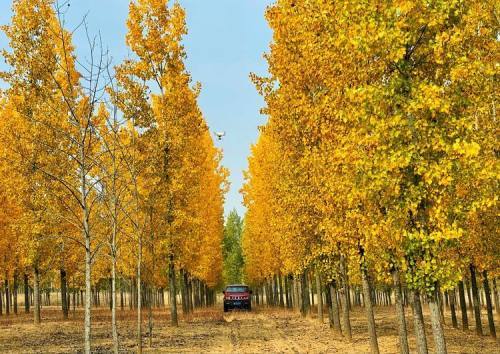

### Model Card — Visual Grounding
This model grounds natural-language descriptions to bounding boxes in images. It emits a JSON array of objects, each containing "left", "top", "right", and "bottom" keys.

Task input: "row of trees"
[
  {"left": 0, "top": 0, "right": 227, "bottom": 353},
  {"left": 222, "top": 209, "right": 244, "bottom": 285},
  {"left": 242, "top": 1, "right": 498, "bottom": 354}
]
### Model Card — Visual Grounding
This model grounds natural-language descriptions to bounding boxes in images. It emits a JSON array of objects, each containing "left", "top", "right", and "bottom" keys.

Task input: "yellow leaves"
[
  {"left": 111, "top": 0, "right": 226, "bottom": 286},
  {"left": 243, "top": 0, "right": 498, "bottom": 292},
  {"left": 410, "top": 83, "right": 451, "bottom": 116},
  {"left": 126, "top": 0, "right": 186, "bottom": 72},
  {"left": 452, "top": 139, "right": 481, "bottom": 158}
]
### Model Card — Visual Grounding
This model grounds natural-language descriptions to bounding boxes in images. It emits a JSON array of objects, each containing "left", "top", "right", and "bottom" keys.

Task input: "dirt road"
[{"left": 0, "top": 306, "right": 497, "bottom": 353}]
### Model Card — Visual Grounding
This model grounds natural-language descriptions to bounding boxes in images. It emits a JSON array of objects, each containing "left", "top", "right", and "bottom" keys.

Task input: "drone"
[{"left": 215, "top": 131, "right": 226, "bottom": 141}]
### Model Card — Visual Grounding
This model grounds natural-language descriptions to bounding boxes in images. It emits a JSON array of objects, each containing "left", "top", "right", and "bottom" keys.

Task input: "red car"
[{"left": 223, "top": 284, "right": 252, "bottom": 312}]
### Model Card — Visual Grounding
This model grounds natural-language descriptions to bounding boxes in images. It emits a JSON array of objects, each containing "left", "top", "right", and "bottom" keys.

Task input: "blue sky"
[{"left": 0, "top": 0, "right": 273, "bottom": 217}]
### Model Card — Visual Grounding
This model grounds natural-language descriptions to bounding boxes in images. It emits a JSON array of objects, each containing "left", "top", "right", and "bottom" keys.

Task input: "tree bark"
[
  {"left": 137, "top": 224, "right": 143, "bottom": 353},
  {"left": 188, "top": 278, "right": 193, "bottom": 312},
  {"left": 411, "top": 290, "right": 428, "bottom": 354},
  {"left": 331, "top": 281, "right": 342, "bottom": 333},
  {"left": 300, "top": 272, "right": 309, "bottom": 316},
  {"left": 60, "top": 269, "right": 68, "bottom": 319},
  {"left": 438, "top": 288, "right": 445, "bottom": 324},
  {"left": 273, "top": 275, "right": 279, "bottom": 306},
  {"left": 470, "top": 264, "right": 482, "bottom": 336},
  {"left": 81, "top": 144, "right": 93, "bottom": 354},
  {"left": 493, "top": 278, "right": 499, "bottom": 315},
  {"left": 84, "top": 240, "right": 92, "bottom": 354},
  {"left": 284, "top": 276, "right": 290, "bottom": 308},
  {"left": 12, "top": 272, "right": 18, "bottom": 315},
  {"left": 120, "top": 285, "right": 124, "bottom": 311},
  {"left": 482, "top": 270, "right": 496, "bottom": 338},
  {"left": 458, "top": 281, "right": 468, "bottom": 330},
  {"left": 148, "top": 286, "right": 153, "bottom": 347},
  {"left": 428, "top": 289, "right": 447, "bottom": 354},
  {"left": 278, "top": 274, "right": 284, "bottom": 307},
  {"left": 465, "top": 279, "right": 473, "bottom": 312},
  {"left": 449, "top": 289, "right": 457, "bottom": 329},
  {"left": 169, "top": 255, "right": 178, "bottom": 326},
  {"left": 340, "top": 255, "right": 352, "bottom": 340},
  {"left": 24, "top": 273, "right": 29, "bottom": 313},
  {"left": 326, "top": 284, "right": 334, "bottom": 328},
  {"left": 309, "top": 272, "right": 314, "bottom": 312},
  {"left": 111, "top": 255, "right": 118, "bottom": 353},
  {"left": 294, "top": 277, "right": 300, "bottom": 310},
  {"left": 33, "top": 266, "right": 41, "bottom": 324},
  {"left": 4, "top": 278, "right": 9, "bottom": 315},
  {"left": 392, "top": 269, "right": 409, "bottom": 354},
  {"left": 315, "top": 271, "right": 324, "bottom": 323},
  {"left": 361, "top": 264, "right": 379, "bottom": 354},
  {"left": 180, "top": 269, "right": 187, "bottom": 314}
]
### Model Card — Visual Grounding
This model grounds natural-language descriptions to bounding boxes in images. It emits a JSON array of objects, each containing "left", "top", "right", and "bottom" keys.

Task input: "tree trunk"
[
  {"left": 411, "top": 290, "right": 428, "bottom": 354},
  {"left": 493, "top": 278, "right": 499, "bottom": 315},
  {"left": 392, "top": 269, "right": 409, "bottom": 354},
  {"left": 315, "top": 271, "right": 323, "bottom": 323},
  {"left": 33, "top": 266, "right": 41, "bottom": 324},
  {"left": 24, "top": 273, "right": 29, "bottom": 313},
  {"left": 326, "top": 284, "right": 334, "bottom": 328},
  {"left": 438, "top": 288, "right": 445, "bottom": 324},
  {"left": 278, "top": 274, "right": 284, "bottom": 307},
  {"left": 108, "top": 278, "right": 112, "bottom": 311},
  {"left": 137, "top": 225, "right": 143, "bottom": 354},
  {"left": 84, "top": 240, "right": 92, "bottom": 354},
  {"left": 81, "top": 152, "right": 93, "bottom": 354},
  {"left": 4, "top": 278, "right": 9, "bottom": 315},
  {"left": 148, "top": 286, "right": 153, "bottom": 347},
  {"left": 128, "top": 279, "right": 135, "bottom": 310},
  {"left": 284, "top": 276, "right": 289, "bottom": 308},
  {"left": 361, "top": 264, "right": 379, "bottom": 354},
  {"left": 294, "top": 277, "right": 300, "bottom": 310},
  {"left": 449, "top": 289, "right": 457, "bottom": 329},
  {"left": 200, "top": 279, "right": 204, "bottom": 308},
  {"left": 340, "top": 255, "right": 352, "bottom": 340},
  {"left": 428, "top": 289, "right": 447, "bottom": 354},
  {"left": 169, "top": 255, "right": 178, "bottom": 326},
  {"left": 331, "top": 281, "right": 341, "bottom": 333},
  {"left": 181, "top": 270, "right": 188, "bottom": 314},
  {"left": 120, "top": 285, "right": 124, "bottom": 311},
  {"left": 67, "top": 289, "right": 71, "bottom": 314},
  {"left": 309, "top": 272, "right": 314, "bottom": 312},
  {"left": 13, "top": 272, "right": 18, "bottom": 315},
  {"left": 470, "top": 264, "right": 482, "bottom": 336},
  {"left": 60, "top": 269, "right": 68, "bottom": 319},
  {"left": 482, "top": 271, "right": 496, "bottom": 338},
  {"left": 273, "top": 275, "right": 279, "bottom": 306},
  {"left": 458, "top": 281, "right": 468, "bottom": 330},
  {"left": 465, "top": 279, "right": 473, "bottom": 312},
  {"left": 188, "top": 278, "right": 193, "bottom": 312},
  {"left": 111, "top": 256, "right": 118, "bottom": 353},
  {"left": 262, "top": 279, "right": 271, "bottom": 307},
  {"left": 300, "top": 272, "right": 309, "bottom": 316}
]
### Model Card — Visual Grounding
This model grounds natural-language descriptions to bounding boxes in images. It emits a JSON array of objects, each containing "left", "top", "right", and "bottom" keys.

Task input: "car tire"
[
  {"left": 247, "top": 303, "right": 252, "bottom": 311},
  {"left": 224, "top": 305, "right": 228, "bottom": 312}
]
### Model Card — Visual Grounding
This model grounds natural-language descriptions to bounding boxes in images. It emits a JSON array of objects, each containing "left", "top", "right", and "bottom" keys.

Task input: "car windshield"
[{"left": 226, "top": 286, "right": 248, "bottom": 293}]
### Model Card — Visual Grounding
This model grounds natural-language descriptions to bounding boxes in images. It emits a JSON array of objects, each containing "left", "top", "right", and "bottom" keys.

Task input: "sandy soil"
[{"left": 0, "top": 305, "right": 497, "bottom": 353}]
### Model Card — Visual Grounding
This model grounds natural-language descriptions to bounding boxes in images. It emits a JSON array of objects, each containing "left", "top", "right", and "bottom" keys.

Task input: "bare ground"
[{"left": 0, "top": 305, "right": 498, "bottom": 353}]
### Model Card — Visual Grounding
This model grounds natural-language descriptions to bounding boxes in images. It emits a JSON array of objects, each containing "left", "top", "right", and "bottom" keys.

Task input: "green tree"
[{"left": 223, "top": 210, "right": 244, "bottom": 284}]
